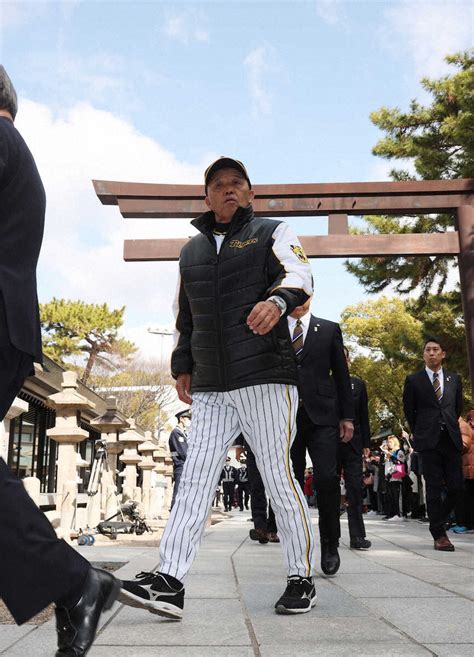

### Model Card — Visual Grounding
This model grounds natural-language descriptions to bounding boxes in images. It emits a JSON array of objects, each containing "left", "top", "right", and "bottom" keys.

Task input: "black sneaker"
[
  {"left": 119, "top": 571, "right": 184, "bottom": 620},
  {"left": 350, "top": 536, "right": 372, "bottom": 550},
  {"left": 274, "top": 576, "right": 316, "bottom": 614}
]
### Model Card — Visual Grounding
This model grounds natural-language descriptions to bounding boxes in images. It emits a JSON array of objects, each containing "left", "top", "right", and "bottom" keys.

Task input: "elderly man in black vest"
[
  {"left": 120, "top": 156, "right": 317, "bottom": 617},
  {"left": 0, "top": 66, "right": 119, "bottom": 656}
]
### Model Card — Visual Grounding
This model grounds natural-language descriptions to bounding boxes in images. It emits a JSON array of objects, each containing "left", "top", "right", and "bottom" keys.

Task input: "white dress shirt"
[
  {"left": 287, "top": 311, "right": 311, "bottom": 342},
  {"left": 425, "top": 366, "right": 444, "bottom": 395}
]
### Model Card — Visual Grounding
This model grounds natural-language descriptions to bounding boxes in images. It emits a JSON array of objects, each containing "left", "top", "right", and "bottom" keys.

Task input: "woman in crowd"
[{"left": 381, "top": 436, "right": 406, "bottom": 521}]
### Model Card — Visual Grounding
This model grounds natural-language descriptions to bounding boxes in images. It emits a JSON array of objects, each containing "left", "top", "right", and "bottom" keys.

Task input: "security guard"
[
  {"left": 220, "top": 457, "right": 237, "bottom": 511},
  {"left": 237, "top": 457, "right": 250, "bottom": 511},
  {"left": 169, "top": 409, "right": 191, "bottom": 508}
]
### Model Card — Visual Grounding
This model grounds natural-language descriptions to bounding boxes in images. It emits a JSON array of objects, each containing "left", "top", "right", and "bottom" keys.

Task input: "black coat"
[
  {"left": 349, "top": 375, "right": 371, "bottom": 454},
  {"left": 297, "top": 315, "right": 354, "bottom": 427},
  {"left": 0, "top": 117, "right": 45, "bottom": 362},
  {"left": 403, "top": 368, "right": 463, "bottom": 452}
]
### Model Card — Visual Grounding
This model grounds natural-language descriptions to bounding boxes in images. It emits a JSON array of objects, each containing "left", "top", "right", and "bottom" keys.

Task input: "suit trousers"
[
  {"left": 159, "top": 384, "right": 315, "bottom": 581},
  {"left": 246, "top": 444, "right": 277, "bottom": 533},
  {"left": 171, "top": 464, "right": 184, "bottom": 509},
  {"left": 0, "top": 458, "right": 90, "bottom": 624},
  {"left": 238, "top": 481, "right": 250, "bottom": 510},
  {"left": 291, "top": 406, "right": 341, "bottom": 542},
  {"left": 420, "top": 427, "right": 464, "bottom": 539},
  {"left": 338, "top": 443, "right": 366, "bottom": 539},
  {"left": 222, "top": 481, "right": 235, "bottom": 511}
]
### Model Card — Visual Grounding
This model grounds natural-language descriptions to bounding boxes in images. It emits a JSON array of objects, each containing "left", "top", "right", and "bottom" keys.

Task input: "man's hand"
[
  {"left": 363, "top": 447, "right": 370, "bottom": 459},
  {"left": 339, "top": 420, "right": 354, "bottom": 443},
  {"left": 247, "top": 301, "right": 281, "bottom": 335},
  {"left": 176, "top": 373, "right": 192, "bottom": 404}
]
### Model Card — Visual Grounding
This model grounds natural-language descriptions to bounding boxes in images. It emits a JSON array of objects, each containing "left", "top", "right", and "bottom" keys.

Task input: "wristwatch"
[{"left": 266, "top": 295, "right": 287, "bottom": 316}]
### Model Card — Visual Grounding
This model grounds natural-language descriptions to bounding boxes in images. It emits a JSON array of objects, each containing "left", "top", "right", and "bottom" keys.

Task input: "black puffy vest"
[{"left": 174, "top": 206, "right": 299, "bottom": 392}]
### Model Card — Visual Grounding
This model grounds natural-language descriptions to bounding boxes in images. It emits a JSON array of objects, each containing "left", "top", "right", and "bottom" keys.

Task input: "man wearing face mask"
[{"left": 169, "top": 409, "right": 191, "bottom": 508}]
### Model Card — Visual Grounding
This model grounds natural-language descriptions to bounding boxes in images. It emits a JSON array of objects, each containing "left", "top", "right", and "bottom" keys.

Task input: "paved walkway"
[{"left": 1, "top": 512, "right": 473, "bottom": 656}]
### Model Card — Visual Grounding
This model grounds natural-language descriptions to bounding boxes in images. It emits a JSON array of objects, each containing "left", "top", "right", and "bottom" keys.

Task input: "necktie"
[
  {"left": 433, "top": 371, "right": 443, "bottom": 401},
  {"left": 292, "top": 319, "right": 304, "bottom": 358}
]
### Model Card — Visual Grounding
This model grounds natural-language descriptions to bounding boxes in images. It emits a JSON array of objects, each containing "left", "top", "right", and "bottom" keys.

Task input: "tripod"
[
  {"left": 85, "top": 439, "right": 122, "bottom": 529},
  {"left": 87, "top": 439, "right": 108, "bottom": 498}
]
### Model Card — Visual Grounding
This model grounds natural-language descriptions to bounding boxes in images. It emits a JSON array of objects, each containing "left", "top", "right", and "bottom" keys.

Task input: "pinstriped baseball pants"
[{"left": 159, "top": 383, "right": 315, "bottom": 582}]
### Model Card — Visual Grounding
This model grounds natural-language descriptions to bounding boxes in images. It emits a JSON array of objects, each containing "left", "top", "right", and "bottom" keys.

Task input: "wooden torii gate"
[{"left": 93, "top": 177, "right": 474, "bottom": 400}]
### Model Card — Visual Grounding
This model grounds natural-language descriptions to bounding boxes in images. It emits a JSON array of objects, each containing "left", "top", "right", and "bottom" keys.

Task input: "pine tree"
[
  {"left": 40, "top": 298, "right": 136, "bottom": 384},
  {"left": 346, "top": 50, "right": 473, "bottom": 297}
]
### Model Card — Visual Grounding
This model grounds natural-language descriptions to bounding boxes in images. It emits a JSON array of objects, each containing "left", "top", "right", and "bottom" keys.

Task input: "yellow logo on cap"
[{"left": 291, "top": 244, "right": 309, "bottom": 263}]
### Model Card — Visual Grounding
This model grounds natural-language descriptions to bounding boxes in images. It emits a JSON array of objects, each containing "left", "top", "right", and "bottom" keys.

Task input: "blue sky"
[{"left": 1, "top": 0, "right": 472, "bottom": 359}]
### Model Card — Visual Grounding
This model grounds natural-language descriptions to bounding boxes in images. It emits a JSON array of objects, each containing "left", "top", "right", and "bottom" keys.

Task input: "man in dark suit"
[
  {"left": 289, "top": 298, "right": 354, "bottom": 576},
  {"left": 340, "top": 348, "right": 372, "bottom": 550},
  {"left": 403, "top": 338, "right": 464, "bottom": 551},
  {"left": 169, "top": 409, "right": 191, "bottom": 508},
  {"left": 0, "top": 66, "right": 119, "bottom": 655}
]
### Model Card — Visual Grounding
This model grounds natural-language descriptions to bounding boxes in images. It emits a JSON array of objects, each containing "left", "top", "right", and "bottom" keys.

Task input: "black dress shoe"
[
  {"left": 55, "top": 567, "right": 120, "bottom": 656},
  {"left": 249, "top": 528, "right": 269, "bottom": 544},
  {"left": 320, "top": 540, "right": 340, "bottom": 576},
  {"left": 350, "top": 536, "right": 372, "bottom": 550}
]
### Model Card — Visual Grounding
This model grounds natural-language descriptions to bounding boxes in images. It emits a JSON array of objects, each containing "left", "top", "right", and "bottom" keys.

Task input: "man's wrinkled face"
[
  {"left": 423, "top": 341, "right": 445, "bottom": 370},
  {"left": 205, "top": 167, "right": 254, "bottom": 223}
]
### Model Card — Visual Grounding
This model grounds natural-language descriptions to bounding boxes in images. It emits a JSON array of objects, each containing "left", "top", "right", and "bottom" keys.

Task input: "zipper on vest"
[{"left": 215, "top": 233, "right": 229, "bottom": 390}]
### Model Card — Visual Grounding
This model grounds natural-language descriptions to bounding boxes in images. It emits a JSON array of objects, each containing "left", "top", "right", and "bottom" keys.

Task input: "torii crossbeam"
[{"left": 93, "top": 177, "right": 474, "bottom": 400}]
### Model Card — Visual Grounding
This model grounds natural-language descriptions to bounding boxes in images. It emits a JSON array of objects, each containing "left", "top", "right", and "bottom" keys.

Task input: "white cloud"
[
  {"left": 15, "top": 99, "right": 212, "bottom": 357},
  {"left": 0, "top": 0, "right": 47, "bottom": 29},
  {"left": 163, "top": 9, "right": 209, "bottom": 45},
  {"left": 315, "top": 0, "right": 347, "bottom": 27},
  {"left": 384, "top": 0, "right": 473, "bottom": 78},
  {"left": 243, "top": 45, "right": 273, "bottom": 117}
]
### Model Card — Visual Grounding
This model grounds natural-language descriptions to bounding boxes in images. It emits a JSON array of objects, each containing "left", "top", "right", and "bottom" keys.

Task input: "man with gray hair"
[{"left": 0, "top": 66, "right": 119, "bottom": 656}]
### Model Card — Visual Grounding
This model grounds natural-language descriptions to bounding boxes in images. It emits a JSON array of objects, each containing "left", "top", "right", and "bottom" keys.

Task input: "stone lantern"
[
  {"left": 138, "top": 431, "right": 158, "bottom": 518},
  {"left": 0, "top": 396, "right": 28, "bottom": 462},
  {"left": 118, "top": 418, "right": 142, "bottom": 502},
  {"left": 150, "top": 443, "right": 168, "bottom": 520},
  {"left": 46, "top": 371, "right": 95, "bottom": 537},
  {"left": 90, "top": 396, "right": 129, "bottom": 515}
]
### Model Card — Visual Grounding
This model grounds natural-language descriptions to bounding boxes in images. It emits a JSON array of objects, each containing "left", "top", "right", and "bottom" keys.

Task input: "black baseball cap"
[{"left": 204, "top": 157, "right": 251, "bottom": 192}]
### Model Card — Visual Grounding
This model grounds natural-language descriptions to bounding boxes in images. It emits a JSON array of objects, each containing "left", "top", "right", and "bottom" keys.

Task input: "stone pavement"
[{"left": 1, "top": 512, "right": 473, "bottom": 656}]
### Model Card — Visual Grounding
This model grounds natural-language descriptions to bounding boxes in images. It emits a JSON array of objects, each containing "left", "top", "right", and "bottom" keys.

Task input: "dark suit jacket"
[
  {"left": 0, "top": 117, "right": 45, "bottom": 362},
  {"left": 403, "top": 368, "right": 462, "bottom": 452},
  {"left": 349, "top": 375, "right": 371, "bottom": 454},
  {"left": 297, "top": 315, "right": 354, "bottom": 426}
]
